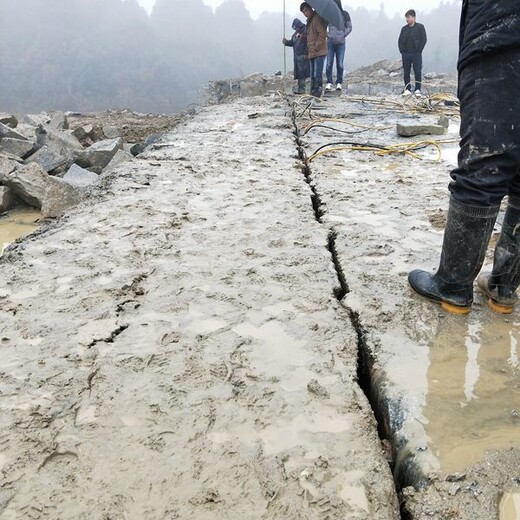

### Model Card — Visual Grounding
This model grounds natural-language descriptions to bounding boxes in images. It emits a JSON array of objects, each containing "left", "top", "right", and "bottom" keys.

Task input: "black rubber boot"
[
  {"left": 477, "top": 196, "right": 520, "bottom": 314},
  {"left": 408, "top": 197, "right": 500, "bottom": 314}
]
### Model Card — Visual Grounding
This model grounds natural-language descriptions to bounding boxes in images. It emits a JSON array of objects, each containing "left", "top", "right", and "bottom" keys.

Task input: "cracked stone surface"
[{"left": 0, "top": 97, "right": 399, "bottom": 519}]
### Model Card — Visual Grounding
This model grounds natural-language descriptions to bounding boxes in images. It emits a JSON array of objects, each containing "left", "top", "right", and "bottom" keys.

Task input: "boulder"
[
  {"left": 42, "top": 177, "right": 83, "bottom": 217},
  {"left": 0, "top": 155, "right": 18, "bottom": 180},
  {"left": 48, "top": 111, "right": 69, "bottom": 131},
  {"left": 105, "top": 149, "right": 134, "bottom": 171},
  {"left": 0, "top": 138, "right": 35, "bottom": 159},
  {"left": 130, "top": 134, "right": 162, "bottom": 156},
  {"left": 63, "top": 164, "right": 99, "bottom": 187},
  {"left": 75, "top": 137, "right": 123, "bottom": 169},
  {"left": 23, "top": 113, "right": 51, "bottom": 127},
  {"left": 3, "top": 163, "right": 50, "bottom": 208},
  {"left": 26, "top": 145, "right": 69, "bottom": 173},
  {"left": 0, "top": 122, "right": 27, "bottom": 141},
  {"left": 102, "top": 125, "right": 120, "bottom": 139},
  {"left": 3, "top": 162, "right": 83, "bottom": 216},
  {"left": 0, "top": 114, "right": 18, "bottom": 128},
  {"left": 0, "top": 186, "right": 16, "bottom": 212}
]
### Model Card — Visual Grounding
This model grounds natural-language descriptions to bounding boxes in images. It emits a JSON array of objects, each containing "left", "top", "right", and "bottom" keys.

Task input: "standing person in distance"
[
  {"left": 282, "top": 18, "right": 310, "bottom": 94},
  {"left": 408, "top": 0, "right": 520, "bottom": 314},
  {"left": 325, "top": 0, "right": 352, "bottom": 92},
  {"left": 398, "top": 9, "right": 427, "bottom": 96},
  {"left": 300, "top": 2, "right": 327, "bottom": 98}
]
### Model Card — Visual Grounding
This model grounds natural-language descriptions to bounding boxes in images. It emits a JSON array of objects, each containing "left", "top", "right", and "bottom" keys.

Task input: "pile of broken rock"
[{"left": 0, "top": 111, "right": 135, "bottom": 217}]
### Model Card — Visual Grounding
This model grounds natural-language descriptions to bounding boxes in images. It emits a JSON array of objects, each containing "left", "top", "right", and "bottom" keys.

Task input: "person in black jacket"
[
  {"left": 408, "top": 0, "right": 520, "bottom": 314},
  {"left": 283, "top": 18, "right": 311, "bottom": 94},
  {"left": 398, "top": 9, "right": 427, "bottom": 96}
]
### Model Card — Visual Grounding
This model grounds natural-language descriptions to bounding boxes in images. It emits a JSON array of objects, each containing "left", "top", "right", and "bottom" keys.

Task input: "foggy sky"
[{"left": 136, "top": 0, "right": 455, "bottom": 19}]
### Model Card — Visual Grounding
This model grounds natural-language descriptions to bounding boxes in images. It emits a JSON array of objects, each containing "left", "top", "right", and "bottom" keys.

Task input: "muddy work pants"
[{"left": 449, "top": 48, "right": 520, "bottom": 206}]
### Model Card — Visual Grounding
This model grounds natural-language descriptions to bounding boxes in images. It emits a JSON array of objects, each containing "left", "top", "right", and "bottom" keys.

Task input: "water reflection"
[
  {"left": 423, "top": 314, "right": 520, "bottom": 473},
  {"left": 0, "top": 209, "right": 40, "bottom": 254},
  {"left": 500, "top": 493, "right": 520, "bottom": 520}
]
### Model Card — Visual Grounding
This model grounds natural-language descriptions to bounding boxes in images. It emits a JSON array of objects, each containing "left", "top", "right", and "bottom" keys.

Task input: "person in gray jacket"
[{"left": 398, "top": 9, "right": 427, "bottom": 96}]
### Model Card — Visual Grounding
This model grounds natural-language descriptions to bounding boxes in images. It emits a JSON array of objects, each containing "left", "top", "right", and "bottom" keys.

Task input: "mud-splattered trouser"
[{"left": 449, "top": 47, "right": 520, "bottom": 206}]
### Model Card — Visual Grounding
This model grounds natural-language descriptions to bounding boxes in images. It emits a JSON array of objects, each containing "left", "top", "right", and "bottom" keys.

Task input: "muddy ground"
[{"left": 1, "top": 84, "right": 520, "bottom": 520}]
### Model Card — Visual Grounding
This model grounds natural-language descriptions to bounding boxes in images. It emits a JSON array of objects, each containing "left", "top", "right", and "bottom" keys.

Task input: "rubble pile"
[{"left": 0, "top": 110, "right": 183, "bottom": 217}]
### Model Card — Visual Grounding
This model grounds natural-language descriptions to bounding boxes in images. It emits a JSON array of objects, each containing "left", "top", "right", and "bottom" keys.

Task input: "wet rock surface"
[
  {"left": 0, "top": 98, "right": 399, "bottom": 519},
  {"left": 1, "top": 81, "right": 519, "bottom": 519}
]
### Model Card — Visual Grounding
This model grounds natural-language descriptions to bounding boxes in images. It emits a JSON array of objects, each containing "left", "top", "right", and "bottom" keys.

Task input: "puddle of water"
[
  {"left": 233, "top": 321, "right": 312, "bottom": 381},
  {"left": 500, "top": 493, "right": 520, "bottom": 520},
  {"left": 422, "top": 316, "right": 520, "bottom": 473},
  {"left": 0, "top": 208, "right": 40, "bottom": 254},
  {"left": 209, "top": 412, "right": 353, "bottom": 455}
]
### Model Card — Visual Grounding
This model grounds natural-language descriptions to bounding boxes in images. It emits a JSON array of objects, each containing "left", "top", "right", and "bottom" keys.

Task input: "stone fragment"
[
  {"left": 0, "top": 122, "right": 27, "bottom": 141},
  {"left": 42, "top": 177, "right": 83, "bottom": 217},
  {"left": 396, "top": 122, "right": 447, "bottom": 137},
  {"left": 0, "top": 155, "right": 18, "bottom": 180},
  {"left": 0, "top": 186, "right": 15, "bottom": 212},
  {"left": 63, "top": 164, "right": 99, "bottom": 187},
  {"left": 2, "top": 163, "right": 50, "bottom": 208},
  {"left": 75, "top": 138, "right": 123, "bottom": 169},
  {"left": 0, "top": 138, "right": 35, "bottom": 159},
  {"left": 105, "top": 149, "right": 133, "bottom": 171},
  {"left": 48, "top": 111, "right": 69, "bottom": 131},
  {"left": 26, "top": 146, "right": 68, "bottom": 173}
]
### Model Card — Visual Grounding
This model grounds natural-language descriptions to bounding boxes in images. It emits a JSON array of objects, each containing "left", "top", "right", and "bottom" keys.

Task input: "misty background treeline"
[{"left": 0, "top": 0, "right": 461, "bottom": 115}]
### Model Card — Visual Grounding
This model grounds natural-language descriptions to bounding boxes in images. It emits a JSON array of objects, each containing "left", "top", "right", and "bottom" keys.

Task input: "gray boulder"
[
  {"left": 23, "top": 113, "right": 51, "bottom": 127},
  {"left": 0, "top": 186, "right": 16, "bottom": 212},
  {"left": 3, "top": 163, "right": 49, "bottom": 208},
  {"left": 3, "top": 162, "right": 83, "bottom": 216},
  {"left": 26, "top": 145, "right": 69, "bottom": 173},
  {"left": 75, "top": 137, "right": 123, "bottom": 169},
  {"left": 0, "top": 138, "right": 35, "bottom": 159},
  {"left": 0, "top": 155, "right": 18, "bottom": 180},
  {"left": 0, "top": 122, "right": 27, "bottom": 141},
  {"left": 105, "top": 149, "right": 133, "bottom": 171},
  {"left": 48, "top": 111, "right": 69, "bottom": 131},
  {"left": 63, "top": 164, "right": 99, "bottom": 187},
  {"left": 42, "top": 177, "right": 83, "bottom": 218}
]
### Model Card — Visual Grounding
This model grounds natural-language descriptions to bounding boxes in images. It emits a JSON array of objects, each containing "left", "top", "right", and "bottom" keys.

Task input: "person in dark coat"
[
  {"left": 408, "top": 0, "right": 520, "bottom": 314},
  {"left": 398, "top": 9, "right": 427, "bottom": 96},
  {"left": 282, "top": 18, "right": 310, "bottom": 94}
]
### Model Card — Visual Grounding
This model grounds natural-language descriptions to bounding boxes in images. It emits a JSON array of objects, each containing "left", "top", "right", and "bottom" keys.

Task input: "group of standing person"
[
  {"left": 283, "top": 2, "right": 427, "bottom": 99},
  {"left": 282, "top": 0, "right": 351, "bottom": 98}
]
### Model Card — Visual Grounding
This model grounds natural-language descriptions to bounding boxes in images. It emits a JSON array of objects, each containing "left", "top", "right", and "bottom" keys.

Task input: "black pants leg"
[
  {"left": 449, "top": 48, "right": 520, "bottom": 206},
  {"left": 402, "top": 53, "right": 413, "bottom": 91},
  {"left": 411, "top": 52, "right": 422, "bottom": 91}
]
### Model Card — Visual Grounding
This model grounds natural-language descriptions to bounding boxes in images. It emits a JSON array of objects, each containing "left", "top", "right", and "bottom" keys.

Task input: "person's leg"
[
  {"left": 309, "top": 58, "right": 316, "bottom": 94},
  {"left": 402, "top": 53, "right": 412, "bottom": 92},
  {"left": 412, "top": 52, "right": 422, "bottom": 92},
  {"left": 325, "top": 41, "right": 334, "bottom": 86},
  {"left": 312, "top": 55, "right": 325, "bottom": 97},
  {"left": 335, "top": 42, "right": 345, "bottom": 86},
  {"left": 409, "top": 49, "right": 520, "bottom": 313},
  {"left": 449, "top": 49, "right": 520, "bottom": 206},
  {"left": 478, "top": 195, "right": 520, "bottom": 312}
]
